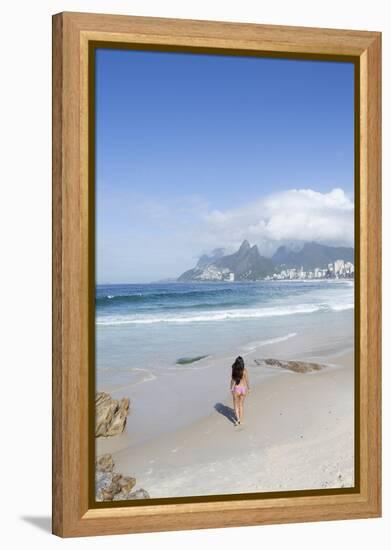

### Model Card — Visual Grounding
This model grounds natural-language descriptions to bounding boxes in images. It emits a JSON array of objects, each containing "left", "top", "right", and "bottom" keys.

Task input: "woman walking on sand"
[{"left": 230, "top": 356, "right": 250, "bottom": 426}]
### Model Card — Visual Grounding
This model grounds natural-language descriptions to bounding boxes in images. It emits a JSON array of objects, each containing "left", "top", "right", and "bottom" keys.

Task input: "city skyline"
[{"left": 266, "top": 259, "right": 355, "bottom": 281}]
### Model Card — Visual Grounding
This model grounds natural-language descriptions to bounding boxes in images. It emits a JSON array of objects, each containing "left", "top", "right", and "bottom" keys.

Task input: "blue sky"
[{"left": 96, "top": 49, "right": 355, "bottom": 283}]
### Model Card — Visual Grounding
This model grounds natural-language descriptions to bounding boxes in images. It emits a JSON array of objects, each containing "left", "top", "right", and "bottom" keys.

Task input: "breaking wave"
[{"left": 96, "top": 302, "right": 353, "bottom": 326}]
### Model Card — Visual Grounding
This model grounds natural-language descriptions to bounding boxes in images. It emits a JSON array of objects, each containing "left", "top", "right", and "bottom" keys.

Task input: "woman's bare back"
[{"left": 232, "top": 367, "right": 250, "bottom": 390}]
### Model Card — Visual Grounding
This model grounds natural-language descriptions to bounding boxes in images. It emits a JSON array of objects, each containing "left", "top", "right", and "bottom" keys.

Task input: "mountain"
[
  {"left": 177, "top": 240, "right": 275, "bottom": 282},
  {"left": 272, "top": 242, "right": 354, "bottom": 271},
  {"left": 196, "top": 248, "right": 225, "bottom": 268},
  {"left": 213, "top": 240, "right": 275, "bottom": 280},
  {"left": 178, "top": 240, "right": 355, "bottom": 282}
]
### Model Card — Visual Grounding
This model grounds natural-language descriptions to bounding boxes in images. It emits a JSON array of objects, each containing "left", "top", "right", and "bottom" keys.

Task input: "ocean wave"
[
  {"left": 328, "top": 303, "right": 354, "bottom": 311},
  {"left": 242, "top": 332, "right": 298, "bottom": 353},
  {"left": 132, "top": 369, "right": 157, "bottom": 385},
  {"left": 96, "top": 287, "right": 235, "bottom": 305},
  {"left": 96, "top": 302, "right": 353, "bottom": 326},
  {"left": 97, "top": 367, "right": 157, "bottom": 389}
]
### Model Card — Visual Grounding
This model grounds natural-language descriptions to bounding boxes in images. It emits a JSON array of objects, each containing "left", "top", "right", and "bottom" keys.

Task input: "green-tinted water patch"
[{"left": 176, "top": 355, "right": 209, "bottom": 365}]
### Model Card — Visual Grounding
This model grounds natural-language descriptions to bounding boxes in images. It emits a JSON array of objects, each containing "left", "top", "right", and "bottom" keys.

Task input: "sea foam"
[
  {"left": 242, "top": 332, "right": 298, "bottom": 353},
  {"left": 96, "top": 302, "right": 352, "bottom": 326}
]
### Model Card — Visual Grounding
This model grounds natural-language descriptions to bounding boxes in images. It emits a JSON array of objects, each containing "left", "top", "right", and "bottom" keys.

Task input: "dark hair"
[{"left": 232, "top": 356, "right": 245, "bottom": 385}]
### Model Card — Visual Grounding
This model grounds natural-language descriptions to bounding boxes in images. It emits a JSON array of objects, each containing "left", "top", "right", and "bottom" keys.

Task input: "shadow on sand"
[{"left": 214, "top": 402, "right": 237, "bottom": 425}]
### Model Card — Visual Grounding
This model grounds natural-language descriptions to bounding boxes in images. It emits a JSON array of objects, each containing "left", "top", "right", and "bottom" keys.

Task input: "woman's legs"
[
  {"left": 232, "top": 392, "right": 240, "bottom": 424},
  {"left": 238, "top": 394, "right": 245, "bottom": 422}
]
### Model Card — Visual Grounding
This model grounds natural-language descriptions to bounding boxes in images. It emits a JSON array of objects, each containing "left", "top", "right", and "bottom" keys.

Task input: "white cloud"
[{"left": 201, "top": 188, "right": 354, "bottom": 255}]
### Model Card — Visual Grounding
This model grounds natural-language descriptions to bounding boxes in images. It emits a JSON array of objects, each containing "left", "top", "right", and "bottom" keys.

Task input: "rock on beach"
[
  {"left": 254, "top": 358, "right": 325, "bottom": 373},
  {"left": 95, "top": 391, "right": 130, "bottom": 437},
  {"left": 96, "top": 453, "right": 150, "bottom": 502}
]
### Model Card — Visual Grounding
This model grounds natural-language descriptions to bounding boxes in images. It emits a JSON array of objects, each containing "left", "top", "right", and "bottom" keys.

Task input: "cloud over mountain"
[
  {"left": 97, "top": 186, "right": 354, "bottom": 282},
  {"left": 203, "top": 188, "right": 354, "bottom": 256}
]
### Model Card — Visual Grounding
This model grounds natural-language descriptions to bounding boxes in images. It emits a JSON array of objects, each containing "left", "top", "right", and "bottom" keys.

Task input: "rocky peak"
[
  {"left": 239, "top": 239, "right": 251, "bottom": 252},
  {"left": 196, "top": 247, "right": 225, "bottom": 268}
]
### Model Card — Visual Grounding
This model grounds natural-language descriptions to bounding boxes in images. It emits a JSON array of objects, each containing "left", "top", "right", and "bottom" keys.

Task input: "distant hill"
[
  {"left": 196, "top": 248, "right": 225, "bottom": 268},
  {"left": 272, "top": 242, "right": 354, "bottom": 271},
  {"left": 178, "top": 240, "right": 275, "bottom": 282},
  {"left": 177, "top": 240, "right": 354, "bottom": 282},
  {"left": 214, "top": 240, "right": 275, "bottom": 280}
]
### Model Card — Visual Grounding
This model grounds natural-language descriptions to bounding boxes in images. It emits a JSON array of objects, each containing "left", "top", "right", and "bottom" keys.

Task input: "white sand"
[{"left": 97, "top": 349, "right": 354, "bottom": 498}]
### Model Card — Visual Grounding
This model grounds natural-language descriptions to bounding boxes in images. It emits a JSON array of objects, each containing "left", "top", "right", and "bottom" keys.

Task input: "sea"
[{"left": 95, "top": 280, "right": 354, "bottom": 393}]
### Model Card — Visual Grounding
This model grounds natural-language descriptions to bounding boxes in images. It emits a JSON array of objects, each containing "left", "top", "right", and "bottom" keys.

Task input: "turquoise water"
[{"left": 96, "top": 280, "right": 354, "bottom": 390}]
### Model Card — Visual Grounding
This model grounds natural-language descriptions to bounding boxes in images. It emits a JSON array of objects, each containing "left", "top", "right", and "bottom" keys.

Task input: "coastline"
[{"left": 96, "top": 309, "right": 354, "bottom": 498}]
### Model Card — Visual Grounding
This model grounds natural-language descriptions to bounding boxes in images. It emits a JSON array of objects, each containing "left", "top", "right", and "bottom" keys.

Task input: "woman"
[{"left": 230, "top": 356, "right": 250, "bottom": 426}]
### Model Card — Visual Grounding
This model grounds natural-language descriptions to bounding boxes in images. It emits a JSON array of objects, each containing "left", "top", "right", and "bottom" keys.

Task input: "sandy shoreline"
[{"left": 97, "top": 344, "right": 354, "bottom": 498}]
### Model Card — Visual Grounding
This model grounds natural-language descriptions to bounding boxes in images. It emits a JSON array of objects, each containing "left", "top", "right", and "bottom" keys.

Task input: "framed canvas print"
[{"left": 52, "top": 12, "right": 382, "bottom": 537}]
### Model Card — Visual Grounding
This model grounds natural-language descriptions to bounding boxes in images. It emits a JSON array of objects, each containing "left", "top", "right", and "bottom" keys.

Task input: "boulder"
[
  {"left": 96, "top": 453, "right": 114, "bottom": 473},
  {"left": 95, "top": 391, "right": 130, "bottom": 437},
  {"left": 254, "top": 358, "right": 324, "bottom": 373},
  {"left": 96, "top": 471, "right": 116, "bottom": 501},
  {"left": 117, "top": 475, "right": 137, "bottom": 493},
  {"left": 113, "top": 488, "right": 150, "bottom": 501},
  {"left": 95, "top": 453, "right": 146, "bottom": 502}
]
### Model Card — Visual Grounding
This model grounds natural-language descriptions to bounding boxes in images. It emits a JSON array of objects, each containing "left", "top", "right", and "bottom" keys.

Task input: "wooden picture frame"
[{"left": 52, "top": 11, "right": 382, "bottom": 538}]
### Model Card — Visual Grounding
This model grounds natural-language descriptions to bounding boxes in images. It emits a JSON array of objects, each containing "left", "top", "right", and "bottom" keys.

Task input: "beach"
[{"left": 96, "top": 280, "right": 355, "bottom": 498}]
